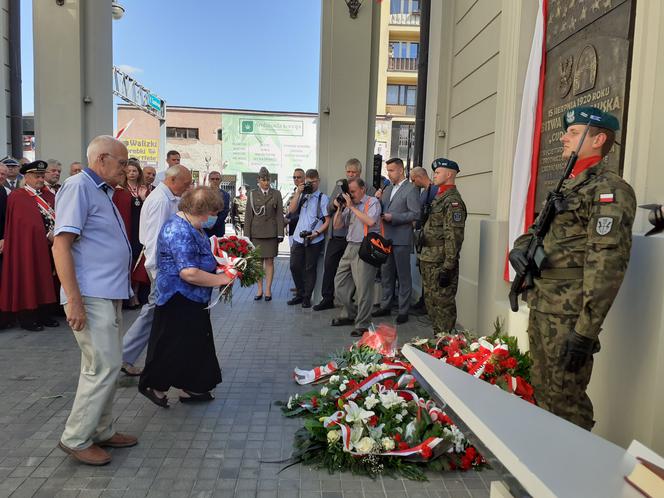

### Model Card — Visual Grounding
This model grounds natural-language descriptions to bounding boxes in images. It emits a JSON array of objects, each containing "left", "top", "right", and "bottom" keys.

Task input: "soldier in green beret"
[
  {"left": 510, "top": 106, "right": 635, "bottom": 430},
  {"left": 419, "top": 158, "right": 467, "bottom": 334}
]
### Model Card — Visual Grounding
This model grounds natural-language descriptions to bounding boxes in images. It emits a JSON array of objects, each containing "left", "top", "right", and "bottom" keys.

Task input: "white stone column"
[
  {"left": 317, "top": 0, "right": 380, "bottom": 192},
  {"left": 33, "top": 0, "right": 113, "bottom": 173}
]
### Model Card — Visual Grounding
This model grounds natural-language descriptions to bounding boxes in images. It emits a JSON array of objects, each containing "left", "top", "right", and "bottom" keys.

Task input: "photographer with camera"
[
  {"left": 287, "top": 169, "right": 330, "bottom": 308},
  {"left": 313, "top": 158, "right": 376, "bottom": 311},
  {"left": 331, "top": 178, "right": 381, "bottom": 337}
]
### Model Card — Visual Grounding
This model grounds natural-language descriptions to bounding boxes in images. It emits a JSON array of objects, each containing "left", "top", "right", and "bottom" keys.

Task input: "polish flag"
[
  {"left": 115, "top": 118, "right": 135, "bottom": 140},
  {"left": 505, "top": 0, "right": 548, "bottom": 281}
]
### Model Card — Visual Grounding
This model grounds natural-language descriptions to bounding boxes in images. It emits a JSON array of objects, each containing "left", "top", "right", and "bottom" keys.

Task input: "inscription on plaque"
[{"left": 534, "top": 0, "right": 635, "bottom": 208}]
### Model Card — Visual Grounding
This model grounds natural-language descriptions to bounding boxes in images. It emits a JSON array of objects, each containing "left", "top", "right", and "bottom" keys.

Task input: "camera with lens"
[
  {"left": 639, "top": 203, "right": 664, "bottom": 236},
  {"left": 302, "top": 182, "right": 314, "bottom": 195},
  {"left": 299, "top": 230, "right": 313, "bottom": 247},
  {"left": 335, "top": 179, "right": 350, "bottom": 207}
]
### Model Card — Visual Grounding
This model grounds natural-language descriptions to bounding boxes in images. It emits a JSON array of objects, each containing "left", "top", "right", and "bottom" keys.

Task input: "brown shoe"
[
  {"left": 97, "top": 432, "right": 138, "bottom": 448},
  {"left": 58, "top": 442, "right": 111, "bottom": 466}
]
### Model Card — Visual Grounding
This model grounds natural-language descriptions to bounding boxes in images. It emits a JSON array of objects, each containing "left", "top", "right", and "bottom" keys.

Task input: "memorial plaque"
[{"left": 535, "top": 0, "right": 635, "bottom": 208}]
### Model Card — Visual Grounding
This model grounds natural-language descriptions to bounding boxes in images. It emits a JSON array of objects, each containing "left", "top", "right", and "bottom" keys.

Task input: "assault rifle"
[{"left": 508, "top": 118, "right": 596, "bottom": 312}]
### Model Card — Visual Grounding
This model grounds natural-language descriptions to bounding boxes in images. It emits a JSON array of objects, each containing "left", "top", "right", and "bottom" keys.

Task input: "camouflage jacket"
[
  {"left": 419, "top": 186, "right": 467, "bottom": 269},
  {"left": 514, "top": 161, "right": 636, "bottom": 340}
]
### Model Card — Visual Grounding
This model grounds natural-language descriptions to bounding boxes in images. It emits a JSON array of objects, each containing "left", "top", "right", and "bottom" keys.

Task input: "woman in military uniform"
[{"left": 244, "top": 167, "right": 284, "bottom": 301}]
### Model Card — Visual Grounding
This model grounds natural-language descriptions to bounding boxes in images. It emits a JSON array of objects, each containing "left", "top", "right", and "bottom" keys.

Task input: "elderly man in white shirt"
[{"left": 121, "top": 164, "right": 192, "bottom": 376}]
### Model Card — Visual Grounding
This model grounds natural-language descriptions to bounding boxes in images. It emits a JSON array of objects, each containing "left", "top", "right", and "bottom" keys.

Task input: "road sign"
[{"left": 148, "top": 94, "right": 162, "bottom": 112}]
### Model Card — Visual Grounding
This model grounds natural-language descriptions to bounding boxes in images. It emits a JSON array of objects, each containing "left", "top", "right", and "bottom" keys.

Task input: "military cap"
[
  {"left": 257, "top": 166, "right": 270, "bottom": 180},
  {"left": 20, "top": 160, "right": 48, "bottom": 175},
  {"left": 562, "top": 106, "right": 620, "bottom": 132},
  {"left": 0, "top": 156, "right": 19, "bottom": 166},
  {"left": 431, "top": 158, "right": 460, "bottom": 173}
]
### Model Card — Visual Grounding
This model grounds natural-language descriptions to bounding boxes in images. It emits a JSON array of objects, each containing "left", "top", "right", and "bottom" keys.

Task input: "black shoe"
[
  {"left": 350, "top": 328, "right": 368, "bottom": 337},
  {"left": 301, "top": 298, "right": 311, "bottom": 309},
  {"left": 287, "top": 297, "right": 303, "bottom": 306},
  {"left": 179, "top": 390, "right": 214, "bottom": 403},
  {"left": 371, "top": 308, "right": 391, "bottom": 318},
  {"left": 139, "top": 387, "right": 169, "bottom": 408},
  {"left": 331, "top": 317, "right": 354, "bottom": 327},
  {"left": 313, "top": 300, "right": 334, "bottom": 311},
  {"left": 396, "top": 314, "right": 409, "bottom": 324},
  {"left": 21, "top": 321, "right": 44, "bottom": 332},
  {"left": 41, "top": 318, "right": 60, "bottom": 328},
  {"left": 264, "top": 295, "right": 272, "bottom": 302},
  {"left": 254, "top": 295, "right": 263, "bottom": 301}
]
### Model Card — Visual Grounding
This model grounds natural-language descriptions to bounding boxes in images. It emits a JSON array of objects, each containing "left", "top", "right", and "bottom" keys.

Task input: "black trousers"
[
  {"left": 321, "top": 236, "right": 348, "bottom": 301},
  {"left": 290, "top": 240, "right": 324, "bottom": 300}
]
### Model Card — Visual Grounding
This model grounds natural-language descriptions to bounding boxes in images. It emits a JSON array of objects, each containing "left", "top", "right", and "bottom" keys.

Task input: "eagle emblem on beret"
[{"left": 566, "top": 110, "right": 575, "bottom": 124}]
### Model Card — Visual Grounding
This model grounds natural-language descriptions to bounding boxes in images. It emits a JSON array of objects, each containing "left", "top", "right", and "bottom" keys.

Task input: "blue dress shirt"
[
  {"left": 293, "top": 190, "right": 329, "bottom": 245},
  {"left": 156, "top": 215, "right": 218, "bottom": 306},
  {"left": 54, "top": 168, "right": 132, "bottom": 302}
]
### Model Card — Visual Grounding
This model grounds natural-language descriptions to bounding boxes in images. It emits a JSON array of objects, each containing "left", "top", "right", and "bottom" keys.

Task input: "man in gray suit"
[{"left": 372, "top": 157, "right": 420, "bottom": 324}]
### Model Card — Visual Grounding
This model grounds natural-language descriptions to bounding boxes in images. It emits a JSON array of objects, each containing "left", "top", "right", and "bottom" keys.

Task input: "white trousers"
[{"left": 61, "top": 297, "right": 123, "bottom": 450}]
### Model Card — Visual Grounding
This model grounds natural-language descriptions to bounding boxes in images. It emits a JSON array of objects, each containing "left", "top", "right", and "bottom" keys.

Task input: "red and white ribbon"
[
  {"left": 466, "top": 339, "right": 509, "bottom": 378},
  {"left": 381, "top": 436, "right": 445, "bottom": 458},
  {"left": 293, "top": 362, "right": 338, "bottom": 385},
  {"left": 323, "top": 411, "right": 352, "bottom": 452},
  {"left": 341, "top": 370, "right": 399, "bottom": 400}
]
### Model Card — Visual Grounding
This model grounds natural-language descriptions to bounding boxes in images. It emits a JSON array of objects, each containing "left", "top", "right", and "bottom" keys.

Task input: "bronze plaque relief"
[{"left": 535, "top": 0, "right": 635, "bottom": 208}]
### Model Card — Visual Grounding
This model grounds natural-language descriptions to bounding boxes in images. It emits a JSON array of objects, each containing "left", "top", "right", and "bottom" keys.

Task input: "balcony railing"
[
  {"left": 386, "top": 104, "right": 416, "bottom": 117},
  {"left": 390, "top": 12, "right": 420, "bottom": 26},
  {"left": 388, "top": 57, "right": 419, "bottom": 72}
]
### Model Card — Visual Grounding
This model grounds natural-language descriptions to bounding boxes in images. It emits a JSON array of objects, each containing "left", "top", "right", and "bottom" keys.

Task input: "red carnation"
[
  {"left": 501, "top": 357, "right": 518, "bottom": 370},
  {"left": 398, "top": 442, "right": 409, "bottom": 450},
  {"left": 393, "top": 433, "right": 402, "bottom": 442},
  {"left": 311, "top": 396, "right": 318, "bottom": 408},
  {"left": 383, "top": 379, "right": 395, "bottom": 390},
  {"left": 368, "top": 415, "right": 378, "bottom": 427},
  {"left": 431, "top": 350, "right": 443, "bottom": 359},
  {"left": 421, "top": 445, "right": 433, "bottom": 459}
]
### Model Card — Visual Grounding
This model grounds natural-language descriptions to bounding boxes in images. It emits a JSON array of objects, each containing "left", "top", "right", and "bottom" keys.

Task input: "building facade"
[
  {"left": 375, "top": 0, "right": 421, "bottom": 163},
  {"left": 116, "top": 105, "right": 317, "bottom": 195}
]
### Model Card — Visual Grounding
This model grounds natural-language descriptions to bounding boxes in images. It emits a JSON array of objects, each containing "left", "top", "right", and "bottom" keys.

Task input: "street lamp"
[{"left": 112, "top": 1, "right": 125, "bottom": 20}]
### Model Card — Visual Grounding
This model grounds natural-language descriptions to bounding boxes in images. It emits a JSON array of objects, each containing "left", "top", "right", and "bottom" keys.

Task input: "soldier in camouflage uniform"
[
  {"left": 510, "top": 106, "right": 636, "bottom": 430},
  {"left": 231, "top": 186, "right": 248, "bottom": 236},
  {"left": 419, "top": 158, "right": 467, "bottom": 334}
]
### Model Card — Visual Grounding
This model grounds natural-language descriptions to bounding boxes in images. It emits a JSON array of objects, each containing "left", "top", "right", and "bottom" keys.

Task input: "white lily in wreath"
[{"left": 344, "top": 400, "right": 375, "bottom": 424}]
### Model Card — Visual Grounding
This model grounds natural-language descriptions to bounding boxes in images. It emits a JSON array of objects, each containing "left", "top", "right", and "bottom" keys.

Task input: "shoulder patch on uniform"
[
  {"left": 453, "top": 211, "right": 463, "bottom": 222},
  {"left": 595, "top": 216, "right": 613, "bottom": 235},
  {"left": 599, "top": 193, "right": 614, "bottom": 203}
]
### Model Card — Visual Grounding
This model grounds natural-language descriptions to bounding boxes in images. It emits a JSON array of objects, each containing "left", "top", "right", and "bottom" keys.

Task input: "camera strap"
[{"left": 305, "top": 192, "right": 324, "bottom": 232}]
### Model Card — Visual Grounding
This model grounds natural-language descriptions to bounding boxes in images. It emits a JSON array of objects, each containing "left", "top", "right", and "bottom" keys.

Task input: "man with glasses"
[
  {"left": 204, "top": 170, "right": 231, "bottom": 237},
  {"left": 287, "top": 169, "right": 330, "bottom": 308},
  {"left": 285, "top": 168, "right": 306, "bottom": 294},
  {"left": 314, "top": 158, "right": 375, "bottom": 311}
]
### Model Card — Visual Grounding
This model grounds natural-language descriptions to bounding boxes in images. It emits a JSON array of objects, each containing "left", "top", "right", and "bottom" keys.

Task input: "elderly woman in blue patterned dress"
[{"left": 139, "top": 186, "right": 232, "bottom": 408}]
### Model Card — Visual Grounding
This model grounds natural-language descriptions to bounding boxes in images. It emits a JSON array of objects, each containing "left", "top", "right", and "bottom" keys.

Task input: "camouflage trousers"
[
  {"left": 527, "top": 310, "right": 596, "bottom": 430},
  {"left": 419, "top": 261, "right": 458, "bottom": 334}
]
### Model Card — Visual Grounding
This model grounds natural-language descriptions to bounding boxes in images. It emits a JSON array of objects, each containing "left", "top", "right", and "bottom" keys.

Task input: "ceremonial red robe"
[
  {"left": 41, "top": 188, "right": 55, "bottom": 209},
  {"left": 0, "top": 188, "right": 56, "bottom": 312},
  {"left": 112, "top": 187, "right": 132, "bottom": 235}
]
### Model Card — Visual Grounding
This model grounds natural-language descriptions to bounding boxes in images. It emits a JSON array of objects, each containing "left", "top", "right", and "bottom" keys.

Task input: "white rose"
[
  {"left": 320, "top": 387, "right": 329, "bottom": 396},
  {"left": 381, "top": 437, "right": 395, "bottom": 451},
  {"left": 401, "top": 409, "right": 408, "bottom": 417},
  {"left": 395, "top": 414, "right": 403, "bottom": 422},
  {"left": 327, "top": 430, "right": 341, "bottom": 444},
  {"left": 339, "top": 383, "right": 347, "bottom": 392},
  {"left": 354, "top": 437, "right": 375, "bottom": 454},
  {"left": 364, "top": 394, "right": 379, "bottom": 410},
  {"left": 330, "top": 375, "right": 340, "bottom": 383}
]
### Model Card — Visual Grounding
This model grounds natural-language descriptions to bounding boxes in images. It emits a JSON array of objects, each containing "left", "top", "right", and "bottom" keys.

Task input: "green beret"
[
  {"left": 562, "top": 106, "right": 620, "bottom": 132},
  {"left": 431, "top": 158, "right": 460, "bottom": 173}
]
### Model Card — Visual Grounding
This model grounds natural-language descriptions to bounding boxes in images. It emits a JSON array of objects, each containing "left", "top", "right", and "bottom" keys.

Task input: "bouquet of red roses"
[{"left": 208, "top": 235, "right": 264, "bottom": 304}]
